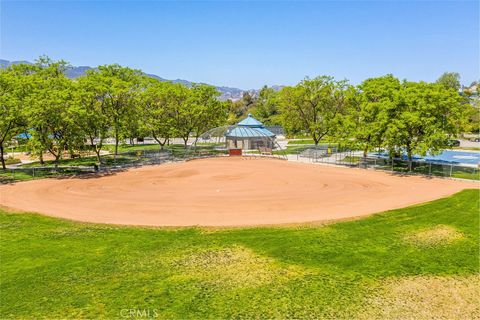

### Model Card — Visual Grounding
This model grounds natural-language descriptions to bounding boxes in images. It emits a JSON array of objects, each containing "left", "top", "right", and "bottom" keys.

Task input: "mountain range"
[{"left": 0, "top": 59, "right": 281, "bottom": 101}]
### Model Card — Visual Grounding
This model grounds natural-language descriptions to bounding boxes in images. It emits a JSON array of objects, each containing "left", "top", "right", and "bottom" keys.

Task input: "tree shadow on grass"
[{"left": 0, "top": 168, "right": 128, "bottom": 184}]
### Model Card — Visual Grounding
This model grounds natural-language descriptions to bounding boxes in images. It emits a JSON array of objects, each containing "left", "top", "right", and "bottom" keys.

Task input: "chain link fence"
[
  {"left": 292, "top": 145, "right": 479, "bottom": 181},
  {"left": 2, "top": 145, "right": 478, "bottom": 183},
  {"left": 0, "top": 149, "right": 179, "bottom": 183}
]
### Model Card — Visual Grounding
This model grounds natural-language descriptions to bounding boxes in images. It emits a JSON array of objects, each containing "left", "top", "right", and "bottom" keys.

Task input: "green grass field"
[
  {"left": 20, "top": 144, "right": 186, "bottom": 168},
  {"left": 0, "top": 189, "right": 478, "bottom": 319},
  {"left": 453, "top": 146, "right": 480, "bottom": 151},
  {"left": 286, "top": 139, "right": 316, "bottom": 145}
]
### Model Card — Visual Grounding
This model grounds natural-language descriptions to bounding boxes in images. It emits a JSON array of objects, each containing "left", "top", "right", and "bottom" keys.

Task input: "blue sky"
[{"left": 1, "top": 0, "right": 478, "bottom": 89}]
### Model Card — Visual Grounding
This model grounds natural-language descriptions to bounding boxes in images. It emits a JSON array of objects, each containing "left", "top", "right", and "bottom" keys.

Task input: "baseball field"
[{"left": 0, "top": 159, "right": 478, "bottom": 318}]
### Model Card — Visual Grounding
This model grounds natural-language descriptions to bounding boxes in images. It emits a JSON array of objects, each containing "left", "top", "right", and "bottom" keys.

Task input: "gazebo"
[{"left": 225, "top": 114, "right": 276, "bottom": 150}]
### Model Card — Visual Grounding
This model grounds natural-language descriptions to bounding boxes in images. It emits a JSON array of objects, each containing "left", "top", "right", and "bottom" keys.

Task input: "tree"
[
  {"left": 227, "top": 91, "right": 256, "bottom": 124},
  {"left": 250, "top": 86, "right": 281, "bottom": 125},
  {"left": 279, "top": 76, "right": 350, "bottom": 144},
  {"left": 141, "top": 80, "right": 178, "bottom": 149},
  {"left": 436, "top": 72, "right": 461, "bottom": 91},
  {"left": 189, "top": 84, "right": 227, "bottom": 139},
  {"left": 346, "top": 75, "right": 401, "bottom": 157},
  {"left": 462, "top": 102, "right": 480, "bottom": 134},
  {"left": 91, "top": 65, "right": 143, "bottom": 156},
  {"left": 76, "top": 70, "right": 112, "bottom": 163},
  {"left": 461, "top": 82, "right": 479, "bottom": 134},
  {"left": 0, "top": 65, "right": 30, "bottom": 169},
  {"left": 25, "top": 57, "right": 85, "bottom": 166},
  {"left": 384, "top": 81, "right": 464, "bottom": 170},
  {"left": 171, "top": 84, "right": 227, "bottom": 147}
]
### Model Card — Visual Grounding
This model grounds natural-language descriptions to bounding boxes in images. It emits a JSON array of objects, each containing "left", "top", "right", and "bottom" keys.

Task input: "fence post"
[
  {"left": 449, "top": 164, "right": 453, "bottom": 178},
  {"left": 429, "top": 162, "right": 431, "bottom": 176}
]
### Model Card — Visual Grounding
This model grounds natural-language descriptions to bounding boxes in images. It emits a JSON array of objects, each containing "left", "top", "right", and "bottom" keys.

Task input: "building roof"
[
  {"left": 237, "top": 114, "right": 264, "bottom": 127},
  {"left": 226, "top": 114, "right": 276, "bottom": 138},
  {"left": 226, "top": 126, "right": 275, "bottom": 138}
]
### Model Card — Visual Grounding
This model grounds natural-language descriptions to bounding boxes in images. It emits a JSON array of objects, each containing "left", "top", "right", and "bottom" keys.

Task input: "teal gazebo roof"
[
  {"left": 237, "top": 114, "right": 264, "bottom": 127},
  {"left": 226, "top": 114, "right": 275, "bottom": 138}
]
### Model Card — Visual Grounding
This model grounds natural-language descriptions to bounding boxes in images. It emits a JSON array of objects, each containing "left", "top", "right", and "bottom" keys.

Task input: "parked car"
[
  {"left": 447, "top": 139, "right": 461, "bottom": 147},
  {"left": 472, "top": 137, "right": 480, "bottom": 142}
]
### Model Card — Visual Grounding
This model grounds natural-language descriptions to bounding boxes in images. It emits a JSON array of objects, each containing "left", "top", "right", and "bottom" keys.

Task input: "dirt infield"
[{"left": 0, "top": 158, "right": 477, "bottom": 226}]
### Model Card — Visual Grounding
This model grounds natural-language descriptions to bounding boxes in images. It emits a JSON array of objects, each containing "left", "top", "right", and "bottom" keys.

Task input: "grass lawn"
[
  {"left": 286, "top": 139, "right": 316, "bottom": 145},
  {"left": 337, "top": 157, "right": 480, "bottom": 181},
  {"left": 21, "top": 154, "right": 145, "bottom": 168},
  {"left": 273, "top": 144, "right": 336, "bottom": 155},
  {"left": 452, "top": 170, "right": 480, "bottom": 180},
  {"left": 0, "top": 170, "right": 36, "bottom": 182},
  {"left": 20, "top": 144, "right": 187, "bottom": 168},
  {"left": 342, "top": 155, "right": 361, "bottom": 164},
  {"left": 103, "top": 143, "right": 173, "bottom": 153},
  {"left": 0, "top": 167, "right": 97, "bottom": 183},
  {"left": 453, "top": 146, "right": 480, "bottom": 151},
  {"left": 0, "top": 189, "right": 478, "bottom": 319}
]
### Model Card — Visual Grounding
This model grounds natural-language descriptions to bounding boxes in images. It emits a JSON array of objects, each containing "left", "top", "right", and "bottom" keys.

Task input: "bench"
[{"left": 258, "top": 147, "right": 272, "bottom": 155}]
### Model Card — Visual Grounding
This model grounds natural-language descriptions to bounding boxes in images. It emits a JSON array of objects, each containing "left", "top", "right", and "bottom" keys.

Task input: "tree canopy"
[
  {"left": 279, "top": 76, "right": 351, "bottom": 145},
  {"left": 0, "top": 56, "right": 473, "bottom": 171},
  {"left": 436, "top": 72, "right": 461, "bottom": 91}
]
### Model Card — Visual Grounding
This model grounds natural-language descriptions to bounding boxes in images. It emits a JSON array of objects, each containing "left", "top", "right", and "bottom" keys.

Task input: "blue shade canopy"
[
  {"left": 226, "top": 126, "right": 275, "bottom": 138},
  {"left": 237, "top": 114, "right": 264, "bottom": 127},
  {"left": 16, "top": 132, "right": 32, "bottom": 139},
  {"left": 226, "top": 114, "right": 275, "bottom": 138}
]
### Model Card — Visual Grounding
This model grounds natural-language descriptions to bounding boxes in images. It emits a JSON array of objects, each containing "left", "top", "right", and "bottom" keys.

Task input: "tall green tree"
[
  {"left": 436, "top": 72, "right": 461, "bottom": 91},
  {"left": 90, "top": 64, "right": 143, "bottom": 156},
  {"left": 462, "top": 102, "right": 479, "bottom": 133},
  {"left": 141, "top": 80, "right": 178, "bottom": 149},
  {"left": 172, "top": 84, "right": 227, "bottom": 146},
  {"left": 25, "top": 57, "right": 85, "bottom": 166},
  {"left": 460, "top": 82, "right": 479, "bottom": 134},
  {"left": 251, "top": 86, "right": 281, "bottom": 125},
  {"left": 279, "top": 76, "right": 350, "bottom": 144},
  {"left": 76, "top": 70, "right": 112, "bottom": 162},
  {"left": 346, "top": 75, "right": 401, "bottom": 156},
  {"left": 190, "top": 85, "right": 227, "bottom": 139},
  {"left": 0, "top": 65, "right": 31, "bottom": 169},
  {"left": 385, "top": 81, "right": 464, "bottom": 170}
]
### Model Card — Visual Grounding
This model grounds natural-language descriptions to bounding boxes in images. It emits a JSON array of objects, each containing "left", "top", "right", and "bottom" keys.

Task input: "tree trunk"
[
  {"left": 0, "top": 143, "right": 5, "bottom": 170},
  {"left": 152, "top": 133, "right": 166, "bottom": 150},
  {"left": 89, "top": 137, "right": 101, "bottom": 163},
  {"left": 183, "top": 137, "right": 188, "bottom": 147},
  {"left": 160, "top": 138, "right": 168, "bottom": 150},
  {"left": 114, "top": 130, "right": 119, "bottom": 157},
  {"left": 39, "top": 152, "right": 44, "bottom": 165},
  {"left": 156, "top": 139, "right": 167, "bottom": 150},
  {"left": 54, "top": 154, "right": 60, "bottom": 169},
  {"left": 407, "top": 148, "right": 413, "bottom": 172},
  {"left": 95, "top": 149, "right": 102, "bottom": 163}
]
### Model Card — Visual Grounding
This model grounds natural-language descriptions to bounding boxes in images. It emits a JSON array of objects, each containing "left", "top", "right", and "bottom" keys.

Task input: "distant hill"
[
  {"left": 0, "top": 59, "right": 263, "bottom": 101},
  {"left": 0, "top": 59, "right": 32, "bottom": 68},
  {"left": 65, "top": 66, "right": 94, "bottom": 78}
]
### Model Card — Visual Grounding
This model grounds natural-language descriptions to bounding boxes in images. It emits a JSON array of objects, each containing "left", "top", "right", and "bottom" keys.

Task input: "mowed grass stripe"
[{"left": 0, "top": 189, "right": 478, "bottom": 319}]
